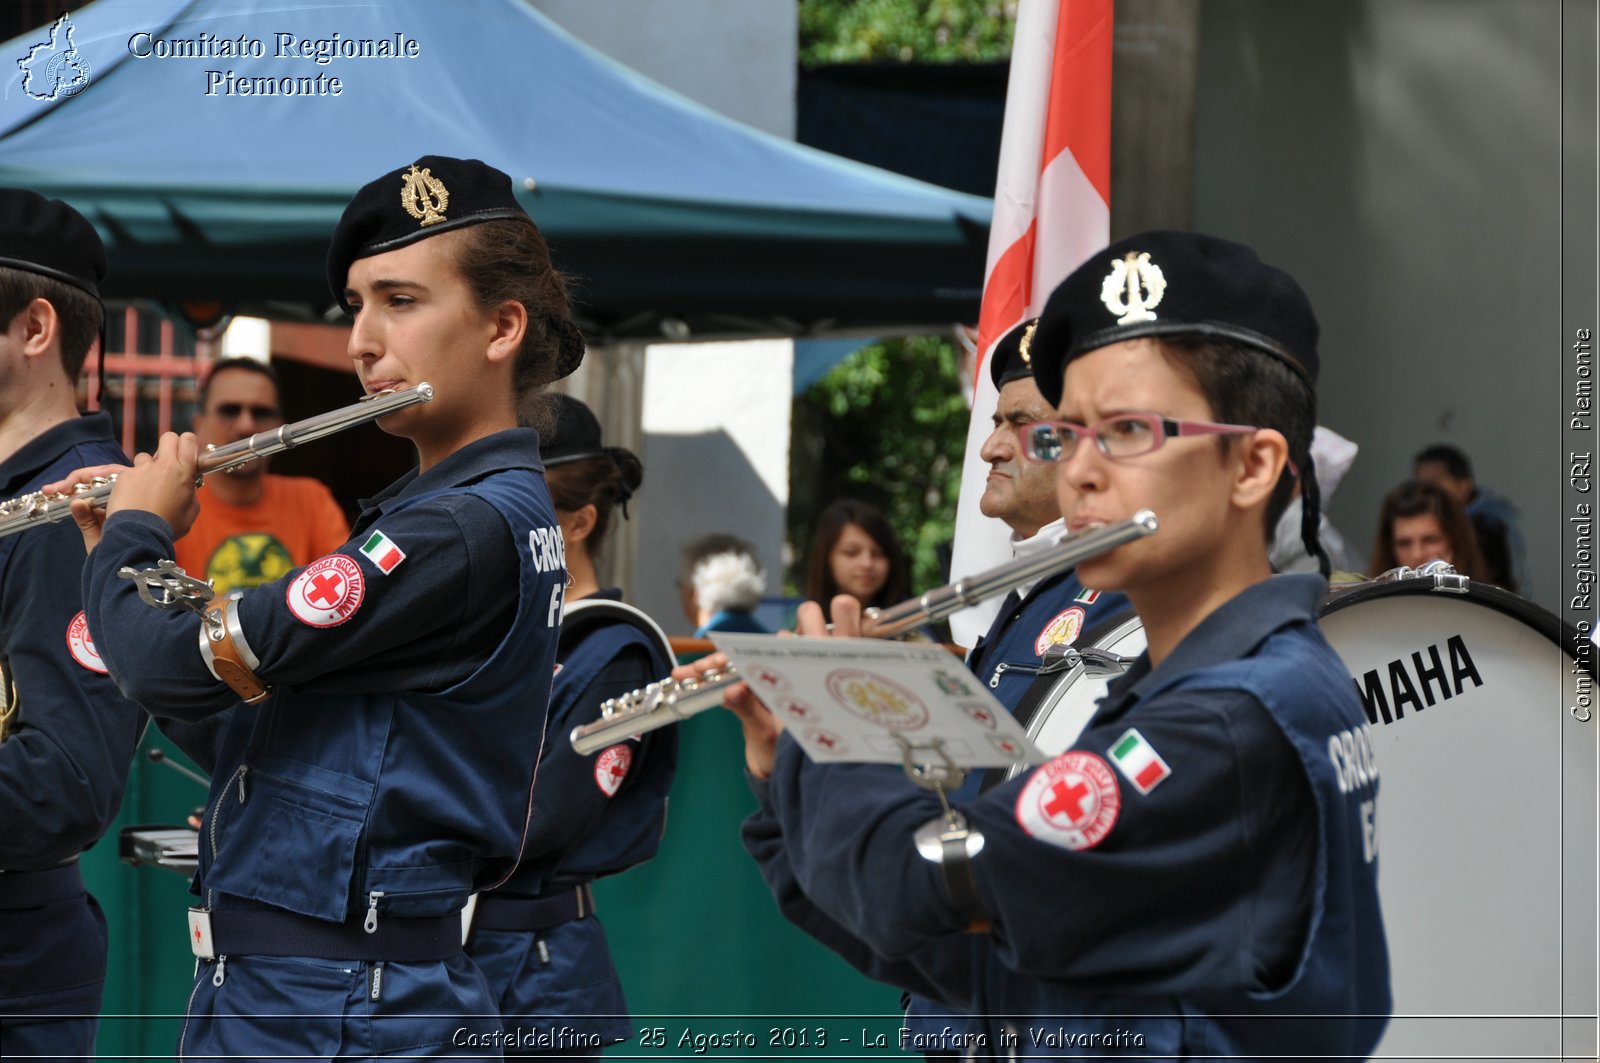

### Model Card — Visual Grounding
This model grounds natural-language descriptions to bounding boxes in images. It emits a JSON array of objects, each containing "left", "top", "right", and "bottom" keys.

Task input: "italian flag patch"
[
  {"left": 1075, "top": 587, "right": 1100, "bottom": 604},
  {"left": 359, "top": 530, "right": 406, "bottom": 574},
  {"left": 1108, "top": 728, "right": 1171, "bottom": 794}
]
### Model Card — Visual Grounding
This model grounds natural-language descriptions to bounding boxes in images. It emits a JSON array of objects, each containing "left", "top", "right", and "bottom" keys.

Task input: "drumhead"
[{"left": 1317, "top": 577, "right": 1596, "bottom": 1057}]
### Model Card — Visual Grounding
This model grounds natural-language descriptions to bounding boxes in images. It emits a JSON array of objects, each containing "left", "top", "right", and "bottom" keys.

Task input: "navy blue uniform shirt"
[
  {"left": 81, "top": 428, "right": 566, "bottom": 917},
  {"left": 1, "top": 413, "right": 144, "bottom": 1018},
  {"left": 79, "top": 426, "right": 569, "bottom": 1059},
  {"left": 744, "top": 574, "right": 1390, "bottom": 1059},
  {"left": 83, "top": 431, "right": 539, "bottom": 719}
]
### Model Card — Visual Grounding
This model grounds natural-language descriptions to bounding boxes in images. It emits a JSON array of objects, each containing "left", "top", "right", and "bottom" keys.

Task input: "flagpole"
[{"left": 947, "top": 0, "right": 1114, "bottom": 648}]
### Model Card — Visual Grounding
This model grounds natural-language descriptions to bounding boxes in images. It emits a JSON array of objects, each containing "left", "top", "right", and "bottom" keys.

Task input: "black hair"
[
  {"left": 1159, "top": 337, "right": 1327, "bottom": 575},
  {"left": 0, "top": 265, "right": 104, "bottom": 380},
  {"left": 804, "top": 499, "right": 912, "bottom": 619},
  {"left": 1413, "top": 443, "right": 1472, "bottom": 481},
  {"left": 198, "top": 356, "right": 280, "bottom": 409},
  {"left": 544, "top": 448, "right": 644, "bottom": 559}
]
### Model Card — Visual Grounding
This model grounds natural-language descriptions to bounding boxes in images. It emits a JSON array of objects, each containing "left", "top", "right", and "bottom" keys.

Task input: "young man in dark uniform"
[
  {"left": 713, "top": 231, "right": 1391, "bottom": 1059},
  {"left": 902, "top": 318, "right": 1128, "bottom": 1055},
  {"left": 50, "top": 156, "right": 582, "bottom": 1059},
  {"left": 0, "top": 188, "right": 147, "bottom": 1062}
]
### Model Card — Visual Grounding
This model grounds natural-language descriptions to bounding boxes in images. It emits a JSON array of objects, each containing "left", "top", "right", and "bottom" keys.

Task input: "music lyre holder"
[
  {"left": 897, "top": 735, "right": 986, "bottom": 861},
  {"left": 118, "top": 558, "right": 225, "bottom": 634},
  {"left": 119, "top": 559, "right": 214, "bottom": 612}
]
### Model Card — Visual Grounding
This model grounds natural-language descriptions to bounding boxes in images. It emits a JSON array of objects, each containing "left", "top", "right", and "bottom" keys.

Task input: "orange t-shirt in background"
[{"left": 174, "top": 474, "right": 351, "bottom": 595}]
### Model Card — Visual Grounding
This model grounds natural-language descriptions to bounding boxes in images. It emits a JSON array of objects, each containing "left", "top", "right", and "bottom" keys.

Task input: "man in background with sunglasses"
[
  {"left": 714, "top": 230, "right": 1392, "bottom": 1059},
  {"left": 173, "top": 357, "right": 348, "bottom": 594}
]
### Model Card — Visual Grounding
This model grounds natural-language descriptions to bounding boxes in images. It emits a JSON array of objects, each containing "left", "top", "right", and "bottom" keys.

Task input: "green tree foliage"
[
  {"left": 789, "top": 335, "right": 971, "bottom": 597},
  {"left": 799, "top": 0, "right": 1017, "bottom": 66}
]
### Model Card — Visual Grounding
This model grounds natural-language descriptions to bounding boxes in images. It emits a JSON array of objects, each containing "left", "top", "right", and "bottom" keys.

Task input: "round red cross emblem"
[
  {"left": 66, "top": 611, "right": 107, "bottom": 674},
  {"left": 595, "top": 745, "right": 632, "bottom": 797},
  {"left": 286, "top": 555, "right": 365, "bottom": 628},
  {"left": 1015, "top": 750, "right": 1120, "bottom": 851}
]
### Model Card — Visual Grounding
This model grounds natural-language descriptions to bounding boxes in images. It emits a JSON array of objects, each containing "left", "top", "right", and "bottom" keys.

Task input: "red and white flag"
[{"left": 948, "top": 0, "right": 1113, "bottom": 647}]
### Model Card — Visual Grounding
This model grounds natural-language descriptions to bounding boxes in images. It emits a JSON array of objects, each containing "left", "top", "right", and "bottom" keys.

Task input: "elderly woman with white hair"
[{"left": 678, "top": 533, "right": 770, "bottom": 637}]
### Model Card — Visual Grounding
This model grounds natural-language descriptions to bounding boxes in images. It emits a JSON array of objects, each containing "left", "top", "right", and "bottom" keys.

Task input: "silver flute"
[
  {"left": 0, "top": 383, "right": 434, "bottom": 541},
  {"left": 570, "top": 509, "right": 1158, "bottom": 755}
]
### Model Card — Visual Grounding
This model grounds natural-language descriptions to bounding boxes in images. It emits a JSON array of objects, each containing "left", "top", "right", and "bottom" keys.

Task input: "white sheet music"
[{"left": 711, "top": 633, "right": 1046, "bottom": 769}]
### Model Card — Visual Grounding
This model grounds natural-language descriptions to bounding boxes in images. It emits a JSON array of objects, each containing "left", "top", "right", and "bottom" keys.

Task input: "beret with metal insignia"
[
  {"left": 1030, "top": 230, "right": 1320, "bottom": 408},
  {"left": 0, "top": 186, "right": 108, "bottom": 299},
  {"left": 326, "top": 155, "right": 532, "bottom": 310},
  {"left": 988, "top": 317, "right": 1040, "bottom": 390},
  {"left": 541, "top": 393, "right": 607, "bottom": 467},
  {"left": 540, "top": 393, "right": 643, "bottom": 511}
]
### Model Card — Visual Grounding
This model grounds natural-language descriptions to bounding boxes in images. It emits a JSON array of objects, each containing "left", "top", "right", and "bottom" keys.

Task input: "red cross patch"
[
  {"left": 285, "top": 555, "right": 366, "bottom": 628},
  {"left": 1015, "top": 750, "right": 1120, "bottom": 851},
  {"left": 65, "top": 611, "right": 107, "bottom": 674},
  {"left": 595, "top": 745, "right": 632, "bottom": 797}
]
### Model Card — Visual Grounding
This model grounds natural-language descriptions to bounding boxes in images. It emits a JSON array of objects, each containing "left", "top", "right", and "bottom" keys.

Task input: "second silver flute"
[
  {"left": 0, "top": 383, "right": 435, "bottom": 540},
  {"left": 571, "top": 509, "right": 1158, "bottom": 755}
]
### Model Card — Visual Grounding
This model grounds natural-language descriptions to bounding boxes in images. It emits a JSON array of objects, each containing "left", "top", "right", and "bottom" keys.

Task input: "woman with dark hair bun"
[
  {"left": 466, "top": 394, "right": 676, "bottom": 1060},
  {"left": 804, "top": 499, "right": 912, "bottom": 623},
  {"left": 1369, "top": 478, "right": 1487, "bottom": 581}
]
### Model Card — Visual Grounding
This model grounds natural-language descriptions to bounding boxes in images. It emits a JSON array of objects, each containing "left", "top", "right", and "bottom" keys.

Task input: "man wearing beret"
[
  {"left": 714, "top": 231, "right": 1391, "bottom": 1058},
  {"left": 900, "top": 317, "right": 1128, "bottom": 1057},
  {"left": 49, "top": 156, "right": 583, "bottom": 1058},
  {"left": 0, "top": 188, "right": 147, "bottom": 1060}
]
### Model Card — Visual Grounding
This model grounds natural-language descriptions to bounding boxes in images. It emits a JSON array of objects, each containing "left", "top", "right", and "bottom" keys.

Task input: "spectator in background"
[
  {"left": 1270, "top": 425, "right": 1365, "bottom": 576},
  {"left": 173, "top": 357, "right": 349, "bottom": 593},
  {"left": 804, "top": 499, "right": 911, "bottom": 623},
  {"left": 1414, "top": 443, "right": 1523, "bottom": 593},
  {"left": 1370, "top": 478, "right": 1486, "bottom": 581},
  {"left": 679, "top": 533, "right": 769, "bottom": 637}
]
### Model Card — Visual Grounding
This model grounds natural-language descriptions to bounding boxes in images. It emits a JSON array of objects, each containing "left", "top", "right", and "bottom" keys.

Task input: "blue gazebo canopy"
[{"left": 0, "top": 0, "right": 991, "bottom": 338}]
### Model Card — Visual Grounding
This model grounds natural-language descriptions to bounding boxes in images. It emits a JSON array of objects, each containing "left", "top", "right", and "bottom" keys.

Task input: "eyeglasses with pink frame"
[{"left": 1019, "top": 412, "right": 1285, "bottom": 468}]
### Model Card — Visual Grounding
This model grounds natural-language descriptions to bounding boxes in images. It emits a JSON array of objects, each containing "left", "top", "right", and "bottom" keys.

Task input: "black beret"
[
  {"left": 1030, "top": 230, "right": 1319, "bottom": 408},
  {"left": 0, "top": 187, "right": 107, "bottom": 299},
  {"left": 327, "top": 155, "right": 530, "bottom": 309},
  {"left": 541, "top": 393, "right": 606, "bottom": 467},
  {"left": 988, "top": 318, "right": 1039, "bottom": 390}
]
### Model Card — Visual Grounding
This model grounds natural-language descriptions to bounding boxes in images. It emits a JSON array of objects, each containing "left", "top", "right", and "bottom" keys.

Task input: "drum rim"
[{"left": 1320, "top": 577, "right": 1594, "bottom": 679}]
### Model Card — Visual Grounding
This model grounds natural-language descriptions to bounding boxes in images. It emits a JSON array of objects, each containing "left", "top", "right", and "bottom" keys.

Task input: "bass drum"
[{"left": 1010, "top": 575, "right": 1598, "bottom": 1059}]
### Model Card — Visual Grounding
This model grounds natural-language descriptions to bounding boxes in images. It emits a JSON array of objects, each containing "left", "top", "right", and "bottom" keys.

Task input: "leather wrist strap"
[{"left": 199, "top": 596, "right": 270, "bottom": 704}]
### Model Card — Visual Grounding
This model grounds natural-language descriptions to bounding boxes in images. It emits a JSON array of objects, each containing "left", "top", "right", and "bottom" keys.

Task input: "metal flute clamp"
[
  {"left": 1040, "top": 642, "right": 1136, "bottom": 679},
  {"left": 118, "top": 560, "right": 217, "bottom": 620},
  {"left": 895, "top": 735, "right": 986, "bottom": 861}
]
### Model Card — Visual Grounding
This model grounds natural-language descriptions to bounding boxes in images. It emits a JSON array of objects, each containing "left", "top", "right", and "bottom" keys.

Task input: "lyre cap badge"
[
  {"left": 1100, "top": 251, "right": 1166, "bottom": 326},
  {"left": 1018, "top": 321, "right": 1037, "bottom": 366},
  {"left": 399, "top": 164, "right": 450, "bottom": 227}
]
